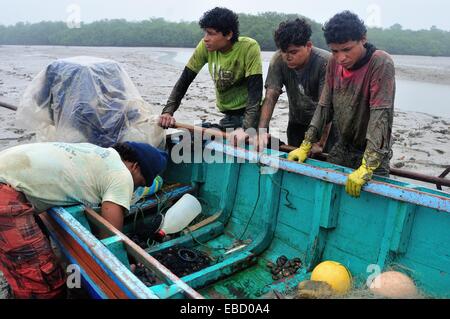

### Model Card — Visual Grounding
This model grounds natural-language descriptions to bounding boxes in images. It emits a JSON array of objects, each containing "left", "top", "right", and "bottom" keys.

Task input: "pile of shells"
[
  {"left": 153, "top": 246, "right": 212, "bottom": 278},
  {"left": 267, "top": 255, "right": 302, "bottom": 281},
  {"left": 129, "top": 234, "right": 149, "bottom": 249},
  {"left": 132, "top": 246, "right": 212, "bottom": 286},
  {"left": 133, "top": 264, "right": 160, "bottom": 287}
]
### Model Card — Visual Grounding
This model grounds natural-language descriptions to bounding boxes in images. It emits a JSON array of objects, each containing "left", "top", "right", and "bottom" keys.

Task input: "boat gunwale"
[{"left": 203, "top": 141, "right": 450, "bottom": 213}]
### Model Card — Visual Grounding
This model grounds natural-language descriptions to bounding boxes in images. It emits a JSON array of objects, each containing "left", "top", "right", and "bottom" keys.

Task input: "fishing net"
[{"left": 132, "top": 246, "right": 213, "bottom": 287}]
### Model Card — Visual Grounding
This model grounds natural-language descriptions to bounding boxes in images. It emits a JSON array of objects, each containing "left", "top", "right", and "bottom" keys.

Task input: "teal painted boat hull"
[{"left": 44, "top": 139, "right": 450, "bottom": 299}]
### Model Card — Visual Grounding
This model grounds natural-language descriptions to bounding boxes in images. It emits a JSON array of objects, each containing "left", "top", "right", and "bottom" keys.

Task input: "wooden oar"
[
  {"left": 173, "top": 121, "right": 450, "bottom": 188},
  {"left": 174, "top": 122, "right": 295, "bottom": 153},
  {"left": 0, "top": 101, "right": 447, "bottom": 188}
]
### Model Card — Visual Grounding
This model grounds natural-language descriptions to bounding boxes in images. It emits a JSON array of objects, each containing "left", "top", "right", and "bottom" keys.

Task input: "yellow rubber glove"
[
  {"left": 345, "top": 159, "right": 375, "bottom": 198},
  {"left": 287, "top": 141, "right": 312, "bottom": 163}
]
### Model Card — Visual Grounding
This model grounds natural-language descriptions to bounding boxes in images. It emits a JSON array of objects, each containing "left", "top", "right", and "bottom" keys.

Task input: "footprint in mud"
[
  {"left": 408, "top": 131, "right": 424, "bottom": 138},
  {"left": 432, "top": 129, "right": 449, "bottom": 135},
  {"left": 394, "top": 162, "right": 405, "bottom": 169},
  {"left": 5, "top": 128, "right": 25, "bottom": 134}
]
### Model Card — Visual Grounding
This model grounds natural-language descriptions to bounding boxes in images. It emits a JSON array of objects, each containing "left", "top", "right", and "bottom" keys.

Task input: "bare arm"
[
  {"left": 99, "top": 201, "right": 125, "bottom": 239},
  {"left": 253, "top": 88, "right": 281, "bottom": 151}
]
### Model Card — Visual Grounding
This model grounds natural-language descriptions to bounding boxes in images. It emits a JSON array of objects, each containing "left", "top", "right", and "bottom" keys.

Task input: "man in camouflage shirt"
[{"left": 288, "top": 11, "right": 395, "bottom": 197}]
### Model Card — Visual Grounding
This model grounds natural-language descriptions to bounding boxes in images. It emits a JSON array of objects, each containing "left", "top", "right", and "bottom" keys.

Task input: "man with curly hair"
[
  {"left": 288, "top": 11, "right": 396, "bottom": 198},
  {"left": 159, "top": 7, "right": 263, "bottom": 143},
  {"left": 257, "top": 18, "right": 335, "bottom": 152}
]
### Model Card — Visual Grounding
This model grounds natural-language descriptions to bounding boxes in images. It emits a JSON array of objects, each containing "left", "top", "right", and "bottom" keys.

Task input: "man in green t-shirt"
[{"left": 159, "top": 7, "right": 263, "bottom": 141}]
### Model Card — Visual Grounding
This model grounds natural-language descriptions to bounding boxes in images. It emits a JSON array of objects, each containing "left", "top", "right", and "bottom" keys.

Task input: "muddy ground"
[{"left": 1, "top": 45, "right": 448, "bottom": 178}]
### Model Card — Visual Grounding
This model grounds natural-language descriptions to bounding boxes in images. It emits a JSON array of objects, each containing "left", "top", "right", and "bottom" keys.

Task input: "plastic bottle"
[{"left": 157, "top": 193, "right": 202, "bottom": 237}]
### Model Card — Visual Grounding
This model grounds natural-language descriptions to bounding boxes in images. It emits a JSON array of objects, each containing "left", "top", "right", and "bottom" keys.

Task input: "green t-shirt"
[{"left": 186, "top": 36, "right": 263, "bottom": 112}]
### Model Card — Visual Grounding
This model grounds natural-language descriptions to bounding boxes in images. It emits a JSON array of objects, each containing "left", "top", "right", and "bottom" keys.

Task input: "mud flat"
[
  {"left": 0, "top": 45, "right": 449, "bottom": 298},
  {"left": 2, "top": 46, "right": 448, "bottom": 178}
]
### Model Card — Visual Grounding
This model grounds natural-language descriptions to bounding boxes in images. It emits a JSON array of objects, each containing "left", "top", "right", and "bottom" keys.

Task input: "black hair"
[
  {"left": 323, "top": 11, "right": 367, "bottom": 44},
  {"left": 199, "top": 7, "right": 240, "bottom": 43},
  {"left": 112, "top": 142, "right": 139, "bottom": 163},
  {"left": 274, "top": 18, "right": 312, "bottom": 52}
]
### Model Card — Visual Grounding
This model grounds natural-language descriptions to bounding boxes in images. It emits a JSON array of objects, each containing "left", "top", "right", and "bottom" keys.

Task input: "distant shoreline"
[
  {"left": 1, "top": 13, "right": 450, "bottom": 56},
  {"left": 2, "top": 43, "right": 450, "bottom": 59}
]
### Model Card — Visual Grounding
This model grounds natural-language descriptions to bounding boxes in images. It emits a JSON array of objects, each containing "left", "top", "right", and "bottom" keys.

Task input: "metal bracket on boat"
[{"left": 223, "top": 244, "right": 248, "bottom": 255}]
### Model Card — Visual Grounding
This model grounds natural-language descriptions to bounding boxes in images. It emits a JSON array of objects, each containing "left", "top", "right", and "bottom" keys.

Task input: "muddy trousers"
[{"left": 0, "top": 184, "right": 66, "bottom": 299}]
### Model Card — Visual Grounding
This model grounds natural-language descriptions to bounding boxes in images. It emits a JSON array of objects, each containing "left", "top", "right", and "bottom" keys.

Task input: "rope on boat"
[{"left": 238, "top": 165, "right": 262, "bottom": 241}]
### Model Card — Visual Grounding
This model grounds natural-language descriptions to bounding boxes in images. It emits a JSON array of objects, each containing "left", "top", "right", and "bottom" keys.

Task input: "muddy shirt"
[
  {"left": 186, "top": 36, "right": 263, "bottom": 112},
  {"left": 265, "top": 47, "right": 330, "bottom": 125},
  {"left": 0, "top": 142, "right": 133, "bottom": 212},
  {"left": 307, "top": 50, "right": 396, "bottom": 170}
]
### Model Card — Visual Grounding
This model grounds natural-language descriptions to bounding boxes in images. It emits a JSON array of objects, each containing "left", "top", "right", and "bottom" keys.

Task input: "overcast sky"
[{"left": 1, "top": 0, "right": 449, "bottom": 31}]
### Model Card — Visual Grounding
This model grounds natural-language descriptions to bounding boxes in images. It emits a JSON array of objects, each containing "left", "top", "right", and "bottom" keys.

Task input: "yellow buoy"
[
  {"left": 369, "top": 271, "right": 419, "bottom": 298},
  {"left": 310, "top": 261, "right": 352, "bottom": 294}
]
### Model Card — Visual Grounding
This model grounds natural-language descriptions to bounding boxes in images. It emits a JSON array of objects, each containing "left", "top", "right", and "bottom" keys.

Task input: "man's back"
[{"left": 0, "top": 142, "right": 133, "bottom": 212}]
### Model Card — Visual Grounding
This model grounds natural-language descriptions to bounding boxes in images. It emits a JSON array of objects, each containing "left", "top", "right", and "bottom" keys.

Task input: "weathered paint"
[
  {"left": 83, "top": 207, "right": 204, "bottom": 299},
  {"left": 150, "top": 251, "right": 257, "bottom": 299},
  {"left": 48, "top": 207, "right": 158, "bottom": 299},
  {"left": 46, "top": 138, "right": 450, "bottom": 298},
  {"left": 205, "top": 142, "right": 450, "bottom": 213}
]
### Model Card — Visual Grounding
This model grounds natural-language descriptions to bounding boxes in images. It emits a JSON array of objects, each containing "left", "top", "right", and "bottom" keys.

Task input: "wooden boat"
[{"left": 40, "top": 130, "right": 450, "bottom": 299}]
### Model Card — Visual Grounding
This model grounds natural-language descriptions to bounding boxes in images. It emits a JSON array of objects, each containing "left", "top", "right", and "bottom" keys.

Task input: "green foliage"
[{"left": 1, "top": 12, "right": 449, "bottom": 56}]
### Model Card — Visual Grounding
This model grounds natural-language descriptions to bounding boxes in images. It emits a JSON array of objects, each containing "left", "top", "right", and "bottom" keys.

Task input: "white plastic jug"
[{"left": 158, "top": 194, "right": 202, "bottom": 236}]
